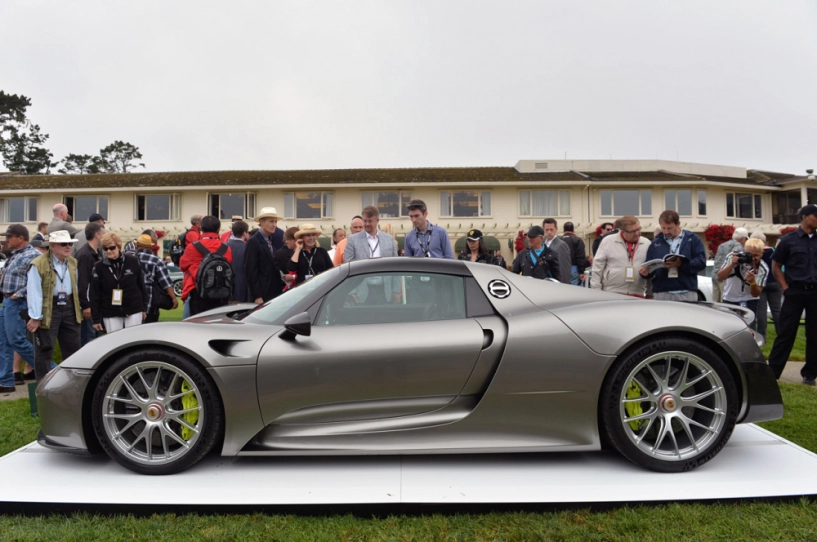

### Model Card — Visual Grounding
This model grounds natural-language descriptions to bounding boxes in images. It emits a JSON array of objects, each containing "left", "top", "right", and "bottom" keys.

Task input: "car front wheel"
[
  {"left": 173, "top": 280, "right": 183, "bottom": 297},
  {"left": 91, "top": 349, "right": 223, "bottom": 475},
  {"left": 600, "top": 337, "right": 738, "bottom": 472}
]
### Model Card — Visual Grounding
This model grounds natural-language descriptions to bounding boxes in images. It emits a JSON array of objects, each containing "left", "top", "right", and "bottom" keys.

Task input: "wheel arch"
[
  {"left": 597, "top": 330, "right": 745, "bottom": 439},
  {"left": 80, "top": 344, "right": 227, "bottom": 457}
]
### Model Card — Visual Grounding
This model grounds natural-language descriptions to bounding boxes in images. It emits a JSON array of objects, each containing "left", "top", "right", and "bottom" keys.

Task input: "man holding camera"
[{"left": 715, "top": 238, "right": 768, "bottom": 331}]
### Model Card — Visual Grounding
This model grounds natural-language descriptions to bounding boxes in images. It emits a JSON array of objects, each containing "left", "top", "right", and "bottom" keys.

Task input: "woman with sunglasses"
[{"left": 90, "top": 232, "right": 147, "bottom": 333}]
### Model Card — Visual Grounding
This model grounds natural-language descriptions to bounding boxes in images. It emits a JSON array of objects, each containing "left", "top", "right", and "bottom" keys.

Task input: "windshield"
[{"left": 241, "top": 266, "right": 341, "bottom": 324}]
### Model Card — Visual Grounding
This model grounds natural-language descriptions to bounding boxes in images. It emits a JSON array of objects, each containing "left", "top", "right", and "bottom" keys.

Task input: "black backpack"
[
  {"left": 168, "top": 229, "right": 189, "bottom": 265},
  {"left": 193, "top": 242, "right": 233, "bottom": 300}
]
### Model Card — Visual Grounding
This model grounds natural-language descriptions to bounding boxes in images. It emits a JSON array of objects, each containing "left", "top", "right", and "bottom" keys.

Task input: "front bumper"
[
  {"left": 739, "top": 361, "right": 784, "bottom": 424},
  {"left": 36, "top": 366, "right": 95, "bottom": 453}
]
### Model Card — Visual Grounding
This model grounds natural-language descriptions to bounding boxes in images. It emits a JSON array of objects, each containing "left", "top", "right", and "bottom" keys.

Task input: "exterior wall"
[{"left": 3, "top": 169, "right": 814, "bottom": 263}]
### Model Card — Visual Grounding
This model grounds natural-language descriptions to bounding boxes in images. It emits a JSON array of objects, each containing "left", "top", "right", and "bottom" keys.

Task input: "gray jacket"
[
  {"left": 547, "top": 236, "right": 572, "bottom": 284},
  {"left": 48, "top": 217, "right": 80, "bottom": 239},
  {"left": 344, "top": 231, "right": 398, "bottom": 262}
]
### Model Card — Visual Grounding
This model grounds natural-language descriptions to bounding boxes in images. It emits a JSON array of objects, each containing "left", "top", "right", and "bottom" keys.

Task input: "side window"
[{"left": 316, "top": 272, "right": 466, "bottom": 326}]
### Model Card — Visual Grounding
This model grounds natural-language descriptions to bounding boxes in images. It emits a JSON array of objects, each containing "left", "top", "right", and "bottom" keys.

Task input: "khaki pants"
[{"left": 712, "top": 280, "right": 724, "bottom": 303}]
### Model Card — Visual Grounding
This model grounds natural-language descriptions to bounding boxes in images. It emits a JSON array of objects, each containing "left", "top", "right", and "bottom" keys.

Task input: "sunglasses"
[
  {"left": 55, "top": 242, "right": 72, "bottom": 247},
  {"left": 103, "top": 246, "right": 118, "bottom": 252}
]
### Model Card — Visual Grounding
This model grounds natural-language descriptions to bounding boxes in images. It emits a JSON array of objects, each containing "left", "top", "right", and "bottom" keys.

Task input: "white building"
[{"left": 0, "top": 160, "right": 813, "bottom": 260}]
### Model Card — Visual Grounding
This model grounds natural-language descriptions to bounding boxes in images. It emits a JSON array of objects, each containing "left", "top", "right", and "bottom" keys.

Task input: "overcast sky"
[{"left": 2, "top": 0, "right": 816, "bottom": 174}]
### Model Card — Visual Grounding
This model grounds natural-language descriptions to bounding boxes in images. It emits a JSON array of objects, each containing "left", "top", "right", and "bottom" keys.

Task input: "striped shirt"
[
  {"left": 0, "top": 244, "right": 40, "bottom": 298},
  {"left": 720, "top": 258, "right": 770, "bottom": 302},
  {"left": 136, "top": 249, "right": 173, "bottom": 314}
]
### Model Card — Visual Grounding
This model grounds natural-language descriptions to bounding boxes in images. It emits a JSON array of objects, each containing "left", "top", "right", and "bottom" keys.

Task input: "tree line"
[{"left": 0, "top": 90, "right": 146, "bottom": 175}]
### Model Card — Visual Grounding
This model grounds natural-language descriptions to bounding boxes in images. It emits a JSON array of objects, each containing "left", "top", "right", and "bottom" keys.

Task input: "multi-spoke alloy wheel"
[
  {"left": 92, "top": 350, "right": 223, "bottom": 475},
  {"left": 601, "top": 338, "right": 738, "bottom": 472}
]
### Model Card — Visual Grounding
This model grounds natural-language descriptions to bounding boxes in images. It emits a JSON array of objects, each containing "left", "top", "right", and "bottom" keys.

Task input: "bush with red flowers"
[
  {"left": 704, "top": 224, "right": 735, "bottom": 255},
  {"left": 155, "top": 230, "right": 165, "bottom": 239},
  {"left": 595, "top": 225, "right": 604, "bottom": 238},
  {"left": 514, "top": 230, "right": 526, "bottom": 253},
  {"left": 780, "top": 226, "right": 796, "bottom": 236}
]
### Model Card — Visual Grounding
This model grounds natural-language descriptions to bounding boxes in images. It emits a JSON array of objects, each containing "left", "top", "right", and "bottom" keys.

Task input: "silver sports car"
[{"left": 37, "top": 258, "right": 783, "bottom": 475}]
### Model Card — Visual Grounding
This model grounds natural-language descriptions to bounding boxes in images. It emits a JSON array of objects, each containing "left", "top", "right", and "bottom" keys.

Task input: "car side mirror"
[{"left": 281, "top": 312, "right": 311, "bottom": 340}]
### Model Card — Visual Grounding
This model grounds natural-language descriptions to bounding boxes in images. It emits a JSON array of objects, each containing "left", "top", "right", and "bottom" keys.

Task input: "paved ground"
[{"left": 1, "top": 362, "right": 810, "bottom": 405}]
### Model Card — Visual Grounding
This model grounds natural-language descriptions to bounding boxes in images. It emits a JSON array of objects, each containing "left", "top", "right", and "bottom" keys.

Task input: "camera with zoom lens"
[{"left": 736, "top": 252, "right": 754, "bottom": 265}]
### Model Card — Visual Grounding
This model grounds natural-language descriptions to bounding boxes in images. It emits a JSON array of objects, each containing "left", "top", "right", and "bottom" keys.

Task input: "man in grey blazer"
[
  {"left": 344, "top": 206, "right": 398, "bottom": 262},
  {"left": 543, "top": 218, "right": 572, "bottom": 285},
  {"left": 344, "top": 205, "right": 399, "bottom": 304}
]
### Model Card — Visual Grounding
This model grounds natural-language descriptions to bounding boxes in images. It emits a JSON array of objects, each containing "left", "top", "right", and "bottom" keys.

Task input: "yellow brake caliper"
[
  {"left": 625, "top": 380, "right": 644, "bottom": 431},
  {"left": 180, "top": 380, "right": 200, "bottom": 440}
]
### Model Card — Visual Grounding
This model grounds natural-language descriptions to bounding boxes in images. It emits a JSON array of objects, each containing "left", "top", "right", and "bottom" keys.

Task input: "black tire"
[
  {"left": 91, "top": 349, "right": 223, "bottom": 475},
  {"left": 173, "top": 280, "right": 183, "bottom": 297},
  {"left": 600, "top": 336, "right": 738, "bottom": 472}
]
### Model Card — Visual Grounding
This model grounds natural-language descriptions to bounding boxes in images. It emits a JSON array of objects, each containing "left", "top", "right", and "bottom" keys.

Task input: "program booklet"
[{"left": 642, "top": 253, "right": 688, "bottom": 273}]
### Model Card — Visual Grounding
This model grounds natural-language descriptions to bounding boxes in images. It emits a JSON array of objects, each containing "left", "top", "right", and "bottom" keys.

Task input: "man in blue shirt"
[
  {"left": 26, "top": 230, "right": 82, "bottom": 380},
  {"left": 639, "top": 210, "right": 706, "bottom": 301},
  {"left": 0, "top": 225, "right": 40, "bottom": 392},
  {"left": 403, "top": 200, "right": 454, "bottom": 259}
]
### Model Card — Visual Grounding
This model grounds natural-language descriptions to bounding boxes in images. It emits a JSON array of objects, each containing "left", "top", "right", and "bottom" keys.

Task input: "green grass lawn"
[
  {"left": 761, "top": 324, "right": 807, "bottom": 361},
  {"left": 1, "top": 383, "right": 816, "bottom": 539}
]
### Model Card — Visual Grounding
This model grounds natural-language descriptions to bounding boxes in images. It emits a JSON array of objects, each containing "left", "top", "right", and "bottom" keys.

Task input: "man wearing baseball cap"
[
  {"left": 25, "top": 230, "right": 82, "bottom": 380},
  {"left": 768, "top": 204, "right": 817, "bottom": 385},
  {"left": 511, "top": 225, "right": 561, "bottom": 281},
  {"left": 71, "top": 212, "right": 105, "bottom": 257},
  {"left": 0, "top": 225, "right": 39, "bottom": 392}
]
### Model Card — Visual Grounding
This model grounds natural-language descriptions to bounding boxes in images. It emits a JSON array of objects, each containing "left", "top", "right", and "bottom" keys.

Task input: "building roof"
[{"left": 0, "top": 163, "right": 790, "bottom": 190}]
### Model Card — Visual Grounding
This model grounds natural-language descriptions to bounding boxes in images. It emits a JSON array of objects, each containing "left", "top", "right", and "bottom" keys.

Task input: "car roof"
[{"left": 346, "top": 257, "right": 472, "bottom": 276}]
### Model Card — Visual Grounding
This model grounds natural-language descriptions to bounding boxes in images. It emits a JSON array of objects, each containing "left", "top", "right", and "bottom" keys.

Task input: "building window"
[
  {"left": 360, "top": 191, "right": 412, "bottom": 218},
  {"left": 284, "top": 192, "right": 333, "bottom": 219},
  {"left": 64, "top": 196, "right": 108, "bottom": 221},
  {"left": 773, "top": 191, "right": 801, "bottom": 224},
  {"left": 698, "top": 190, "right": 707, "bottom": 216},
  {"left": 664, "top": 189, "right": 693, "bottom": 216},
  {"left": 519, "top": 190, "right": 570, "bottom": 216},
  {"left": 726, "top": 192, "right": 762, "bottom": 219},
  {"left": 207, "top": 192, "right": 256, "bottom": 220},
  {"left": 0, "top": 197, "right": 37, "bottom": 223},
  {"left": 134, "top": 194, "right": 181, "bottom": 221},
  {"left": 600, "top": 190, "right": 652, "bottom": 216},
  {"left": 440, "top": 191, "right": 491, "bottom": 217}
]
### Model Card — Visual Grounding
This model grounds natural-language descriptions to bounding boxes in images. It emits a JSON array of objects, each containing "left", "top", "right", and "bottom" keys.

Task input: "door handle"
[{"left": 482, "top": 330, "right": 494, "bottom": 349}]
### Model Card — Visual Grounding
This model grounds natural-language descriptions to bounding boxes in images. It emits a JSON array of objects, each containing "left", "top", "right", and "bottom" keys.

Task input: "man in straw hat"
[
  {"left": 25, "top": 230, "right": 82, "bottom": 380},
  {"left": 289, "top": 224, "right": 334, "bottom": 285},
  {"left": 246, "top": 207, "right": 286, "bottom": 303}
]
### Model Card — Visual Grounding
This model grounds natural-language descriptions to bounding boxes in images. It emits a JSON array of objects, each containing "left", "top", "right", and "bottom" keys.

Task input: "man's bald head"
[{"left": 52, "top": 203, "right": 68, "bottom": 219}]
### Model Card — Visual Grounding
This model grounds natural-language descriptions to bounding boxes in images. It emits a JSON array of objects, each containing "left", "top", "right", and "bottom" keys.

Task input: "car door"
[{"left": 256, "top": 270, "right": 486, "bottom": 425}]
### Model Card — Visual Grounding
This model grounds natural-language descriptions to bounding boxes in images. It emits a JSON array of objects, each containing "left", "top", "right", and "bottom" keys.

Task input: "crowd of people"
[{"left": 0, "top": 199, "right": 815, "bottom": 392}]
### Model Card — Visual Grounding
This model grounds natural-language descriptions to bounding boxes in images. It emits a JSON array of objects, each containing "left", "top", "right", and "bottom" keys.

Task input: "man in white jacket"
[{"left": 590, "top": 215, "right": 651, "bottom": 298}]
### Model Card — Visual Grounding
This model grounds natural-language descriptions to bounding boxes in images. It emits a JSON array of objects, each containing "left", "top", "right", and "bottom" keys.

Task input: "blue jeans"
[
  {"left": 570, "top": 265, "right": 580, "bottom": 286},
  {"left": 81, "top": 317, "right": 100, "bottom": 346},
  {"left": 0, "top": 298, "right": 35, "bottom": 387},
  {"left": 183, "top": 299, "right": 191, "bottom": 319}
]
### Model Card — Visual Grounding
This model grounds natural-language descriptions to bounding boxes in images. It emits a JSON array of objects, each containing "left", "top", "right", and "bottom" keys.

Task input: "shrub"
[{"left": 705, "top": 224, "right": 735, "bottom": 255}]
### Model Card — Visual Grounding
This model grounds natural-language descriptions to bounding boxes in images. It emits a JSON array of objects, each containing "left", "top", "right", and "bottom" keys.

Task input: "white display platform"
[{"left": 2, "top": 425, "right": 816, "bottom": 510}]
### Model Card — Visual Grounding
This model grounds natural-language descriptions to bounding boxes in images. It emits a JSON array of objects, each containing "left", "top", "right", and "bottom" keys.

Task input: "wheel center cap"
[
  {"left": 146, "top": 403, "right": 164, "bottom": 421},
  {"left": 659, "top": 394, "right": 677, "bottom": 412}
]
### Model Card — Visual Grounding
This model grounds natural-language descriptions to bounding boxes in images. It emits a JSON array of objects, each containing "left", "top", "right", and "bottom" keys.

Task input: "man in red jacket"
[{"left": 180, "top": 215, "right": 232, "bottom": 317}]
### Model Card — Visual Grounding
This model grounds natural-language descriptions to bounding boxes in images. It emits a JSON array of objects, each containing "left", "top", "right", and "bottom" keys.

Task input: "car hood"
[{"left": 61, "top": 306, "right": 281, "bottom": 370}]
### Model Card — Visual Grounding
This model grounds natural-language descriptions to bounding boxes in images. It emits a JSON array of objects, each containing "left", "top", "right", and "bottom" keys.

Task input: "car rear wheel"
[
  {"left": 91, "top": 349, "right": 223, "bottom": 475},
  {"left": 600, "top": 337, "right": 738, "bottom": 472},
  {"left": 173, "top": 280, "right": 183, "bottom": 297}
]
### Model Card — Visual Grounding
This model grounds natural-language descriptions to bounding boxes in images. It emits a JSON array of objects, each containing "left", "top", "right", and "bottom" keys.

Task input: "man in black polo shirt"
[{"left": 768, "top": 204, "right": 817, "bottom": 385}]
